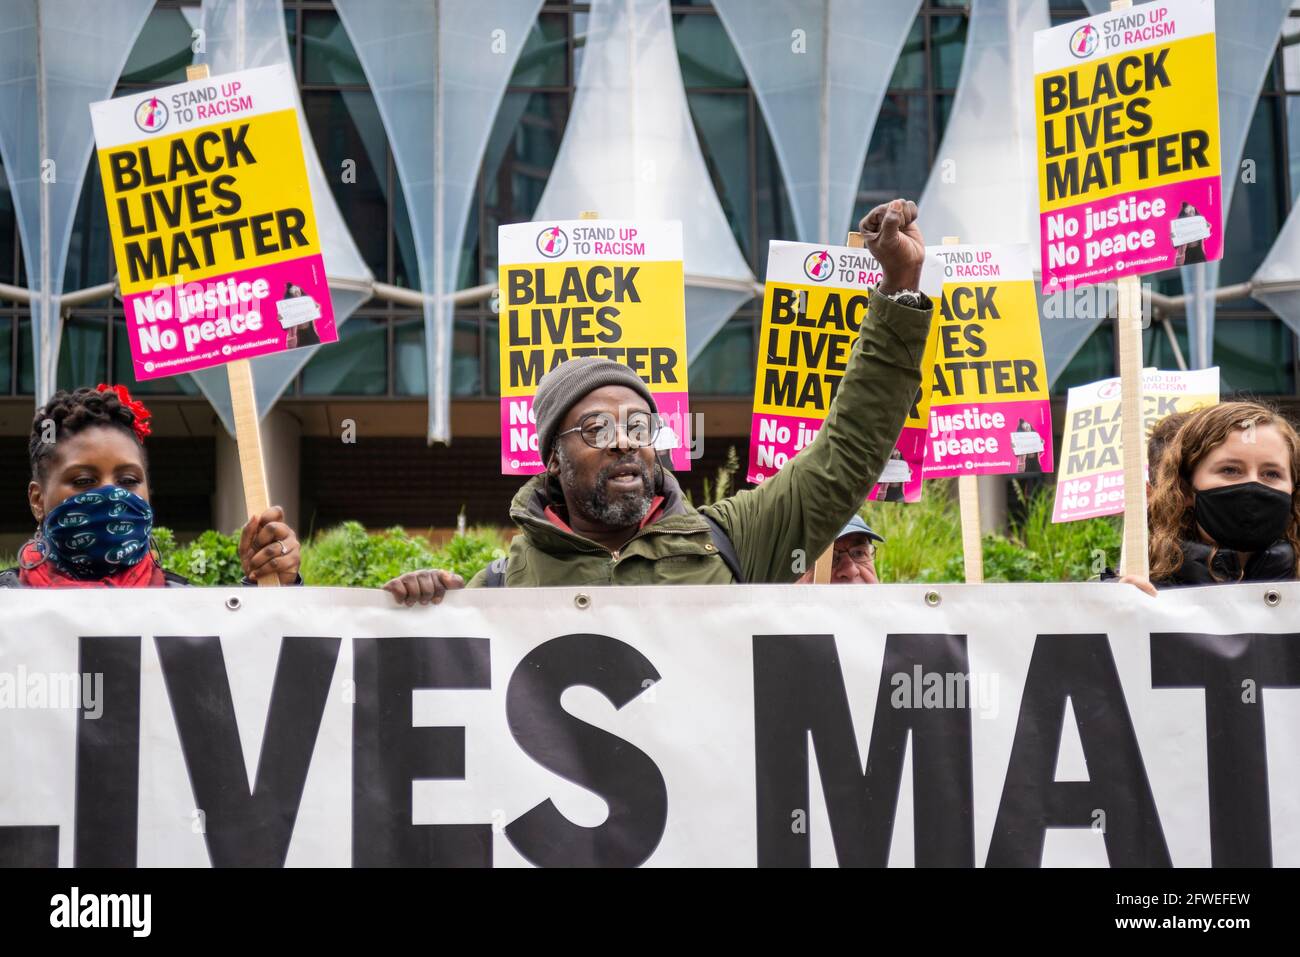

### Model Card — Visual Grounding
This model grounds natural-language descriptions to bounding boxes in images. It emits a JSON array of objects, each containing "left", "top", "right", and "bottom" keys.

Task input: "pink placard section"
[
  {"left": 123, "top": 254, "right": 336, "bottom": 380},
  {"left": 747, "top": 411, "right": 824, "bottom": 485},
  {"left": 500, "top": 391, "right": 693, "bottom": 476},
  {"left": 1052, "top": 468, "right": 1131, "bottom": 523},
  {"left": 867, "top": 425, "right": 926, "bottom": 503},
  {"left": 1040, "top": 176, "right": 1222, "bottom": 292},
  {"left": 921, "top": 399, "right": 1055, "bottom": 479}
]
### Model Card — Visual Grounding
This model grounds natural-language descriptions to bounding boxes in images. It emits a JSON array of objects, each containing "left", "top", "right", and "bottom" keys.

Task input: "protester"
[
  {"left": 795, "top": 515, "right": 884, "bottom": 584},
  {"left": 1119, "top": 401, "right": 1300, "bottom": 593},
  {"left": 383, "top": 198, "right": 934, "bottom": 604},
  {"left": 0, "top": 384, "right": 302, "bottom": 588}
]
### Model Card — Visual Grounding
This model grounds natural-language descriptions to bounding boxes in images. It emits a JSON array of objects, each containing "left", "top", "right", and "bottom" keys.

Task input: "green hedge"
[{"left": 860, "top": 479, "right": 1121, "bottom": 583}]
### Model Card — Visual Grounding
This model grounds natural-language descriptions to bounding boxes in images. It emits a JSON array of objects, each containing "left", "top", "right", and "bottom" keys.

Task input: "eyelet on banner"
[
  {"left": 924, "top": 590, "right": 941, "bottom": 607},
  {"left": 574, "top": 593, "right": 592, "bottom": 610},
  {"left": 225, "top": 596, "right": 242, "bottom": 611},
  {"left": 1265, "top": 589, "right": 1281, "bottom": 608}
]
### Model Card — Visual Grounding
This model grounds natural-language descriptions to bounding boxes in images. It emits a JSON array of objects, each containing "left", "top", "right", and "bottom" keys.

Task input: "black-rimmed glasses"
[{"left": 556, "top": 411, "right": 661, "bottom": 450}]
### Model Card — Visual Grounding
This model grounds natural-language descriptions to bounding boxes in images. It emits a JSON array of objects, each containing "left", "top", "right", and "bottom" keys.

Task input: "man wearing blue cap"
[{"left": 797, "top": 515, "right": 885, "bottom": 584}]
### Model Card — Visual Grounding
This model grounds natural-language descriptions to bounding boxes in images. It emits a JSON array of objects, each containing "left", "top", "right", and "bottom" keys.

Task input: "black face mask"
[{"left": 1193, "top": 482, "right": 1294, "bottom": 552}]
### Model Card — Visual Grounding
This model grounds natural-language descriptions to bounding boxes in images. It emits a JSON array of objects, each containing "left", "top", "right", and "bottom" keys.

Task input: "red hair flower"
[{"left": 96, "top": 383, "right": 153, "bottom": 442}]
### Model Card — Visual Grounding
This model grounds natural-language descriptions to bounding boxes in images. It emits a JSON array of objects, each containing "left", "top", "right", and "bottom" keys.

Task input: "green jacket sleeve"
[{"left": 702, "top": 293, "right": 934, "bottom": 583}]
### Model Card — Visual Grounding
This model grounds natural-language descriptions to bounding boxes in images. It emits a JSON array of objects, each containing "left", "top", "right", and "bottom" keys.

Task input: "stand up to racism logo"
[{"left": 536, "top": 226, "right": 569, "bottom": 259}]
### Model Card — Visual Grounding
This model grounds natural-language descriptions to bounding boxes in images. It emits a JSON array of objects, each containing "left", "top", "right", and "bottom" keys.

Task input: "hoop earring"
[
  {"left": 149, "top": 533, "right": 163, "bottom": 567},
  {"left": 18, "top": 529, "right": 47, "bottom": 570}
]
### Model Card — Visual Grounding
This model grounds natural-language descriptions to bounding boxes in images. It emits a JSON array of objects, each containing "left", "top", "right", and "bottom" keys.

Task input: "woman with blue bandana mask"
[{"left": 0, "top": 385, "right": 303, "bottom": 588}]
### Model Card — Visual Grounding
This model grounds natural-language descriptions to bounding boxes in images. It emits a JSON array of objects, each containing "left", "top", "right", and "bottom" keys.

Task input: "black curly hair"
[{"left": 29, "top": 387, "right": 149, "bottom": 484}]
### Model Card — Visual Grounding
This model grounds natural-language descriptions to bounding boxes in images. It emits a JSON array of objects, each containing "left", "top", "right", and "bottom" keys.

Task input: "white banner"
[{"left": 2, "top": 584, "right": 1298, "bottom": 867}]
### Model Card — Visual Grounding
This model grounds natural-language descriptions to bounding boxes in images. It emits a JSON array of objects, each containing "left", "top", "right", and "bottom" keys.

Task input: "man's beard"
[{"left": 558, "top": 447, "right": 655, "bottom": 528}]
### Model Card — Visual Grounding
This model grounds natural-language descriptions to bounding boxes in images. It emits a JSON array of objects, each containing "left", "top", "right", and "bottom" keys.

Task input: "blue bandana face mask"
[{"left": 40, "top": 485, "right": 154, "bottom": 579}]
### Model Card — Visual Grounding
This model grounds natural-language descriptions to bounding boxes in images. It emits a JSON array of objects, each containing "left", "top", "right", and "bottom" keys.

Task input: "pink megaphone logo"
[
  {"left": 535, "top": 226, "right": 569, "bottom": 258},
  {"left": 133, "top": 96, "right": 169, "bottom": 133},
  {"left": 1070, "top": 23, "right": 1098, "bottom": 58},
  {"left": 802, "top": 249, "right": 833, "bottom": 282}
]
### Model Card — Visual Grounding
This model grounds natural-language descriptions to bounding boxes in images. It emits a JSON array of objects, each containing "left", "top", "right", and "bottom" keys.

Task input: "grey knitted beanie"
[{"left": 534, "top": 356, "right": 658, "bottom": 462}]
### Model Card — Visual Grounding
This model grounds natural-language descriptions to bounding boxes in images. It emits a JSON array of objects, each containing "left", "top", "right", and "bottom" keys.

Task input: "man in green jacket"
[{"left": 384, "top": 198, "right": 933, "bottom": 604}]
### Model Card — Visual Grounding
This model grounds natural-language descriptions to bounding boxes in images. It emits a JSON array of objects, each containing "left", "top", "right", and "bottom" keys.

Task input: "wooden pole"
[
  {"left": 1108, "top": 0, "right": 1149, "bottom": 579},
  {"left": 942, "top": 235, "right": 984, "bottom": 583},
  {"left": 812, "top": 231, "right": 868, "bottom": 584},
  {"left": 1117, "top": 274, "right": 1148, "bottom": 577},
  {"left": 187, "top": 64, "right": 279, "bottom": 586}
]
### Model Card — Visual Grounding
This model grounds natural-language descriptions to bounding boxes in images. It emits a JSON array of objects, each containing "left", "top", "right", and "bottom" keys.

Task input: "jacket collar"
[
  {"left": 508, "top": 467, "right": 708, "bottom": 555},
  {"left": 1172, "top": 539, "right": 1297, "bottom": 584}
]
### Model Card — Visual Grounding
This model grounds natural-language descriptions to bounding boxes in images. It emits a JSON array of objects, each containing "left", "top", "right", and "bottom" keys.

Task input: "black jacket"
[{"left": 1153, "top": 539, "right": 1297, "bottom": 587}]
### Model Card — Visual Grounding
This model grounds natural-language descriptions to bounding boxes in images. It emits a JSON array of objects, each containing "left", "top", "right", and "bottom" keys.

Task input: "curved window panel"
[
  {"left": 395, "top": 314, "right": 482, "bottom": 397},
  {"left": 302, "top": 90, "right": 388, "bottom": 281},
  {"left": 0, "top": 160, "right": 14, "bottom": 285},
  {"left": 688, "top": 92, "right": 751, "bottom": 256},
  {"left": 511, "top": 13, "right": 569, "bottom": 88},
  {"left": 688, "top": 313, "right": 756, "bottom": 396},
  {"left": 674, "top": 12, "right": 746, "bottom": 89},
  {"left": 300, "top": 317, "right": 387, "bottom": 396},
  {"left": 119, "top": 7, "right": 196, "bottom": 85},
  {"left": 1052, "top": 325, "right": 1114, "bottom": 395},
  {"left": 303, "top": 10, "right": 366, "bottom": 86}
]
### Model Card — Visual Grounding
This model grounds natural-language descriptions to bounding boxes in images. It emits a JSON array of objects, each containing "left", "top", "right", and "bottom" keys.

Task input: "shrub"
[
  {"left": 860, "top": 478, "right": 1122, "bottom": 583},
  {"left": 299, "top": 521, "right": 439, "bottom": 588},
  {"left": 156, "top": 527, "right": 244, "bottom": 586},
  {"left": 860, "top": 479, "right": 964, "bottom": 582},
  {"left": 428, "top": 528, "right": 507, "bottom": 582}
]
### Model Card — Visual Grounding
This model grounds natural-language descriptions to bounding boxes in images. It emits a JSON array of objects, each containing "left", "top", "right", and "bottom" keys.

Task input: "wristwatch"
[{"left": 880, "top": 288, "right": 931, "bottom": 310}]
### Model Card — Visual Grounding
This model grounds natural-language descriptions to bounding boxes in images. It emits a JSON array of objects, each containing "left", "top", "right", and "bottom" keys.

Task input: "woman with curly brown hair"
[
  {"left": 1121, "top": 400, "right": 1300, "bottom": 593},
  {"left": 0, "top": 383, "right": 302, "bottom": 588}
]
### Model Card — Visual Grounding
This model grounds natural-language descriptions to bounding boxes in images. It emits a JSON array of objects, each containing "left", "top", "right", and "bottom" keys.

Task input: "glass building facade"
[{"left": 1, "top": 0, "right": 1298, "bottom": 534}]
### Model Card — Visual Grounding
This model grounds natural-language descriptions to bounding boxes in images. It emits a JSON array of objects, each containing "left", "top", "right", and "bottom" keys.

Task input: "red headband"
[{"left": 96, "top": 383, "right": 153, "bottom": 442}]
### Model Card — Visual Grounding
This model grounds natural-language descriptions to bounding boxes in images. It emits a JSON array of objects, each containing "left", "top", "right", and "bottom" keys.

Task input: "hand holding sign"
[
  {"left": 238, "top": 505, "right": 301, "bottom": 585},
  {"left": 860, "top": 199, "right": 925, "bottom": 294}
]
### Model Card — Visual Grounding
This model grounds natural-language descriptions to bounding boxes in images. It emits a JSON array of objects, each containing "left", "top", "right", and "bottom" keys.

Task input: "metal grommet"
[
  {"left": 924, "top": 590, "right": 941, "bottom": 607},
  {"left": 1265, "top": 589, "right": 1281, "bottom": 607},
  {"left": 225, "top": 596, "right": 242, "bottom": 611},
  {"left": 574, "top": 593, "right": 592, "bottom": 610},
  {"left": 704, "top": 543, "right": 716, "bottom": 552}
]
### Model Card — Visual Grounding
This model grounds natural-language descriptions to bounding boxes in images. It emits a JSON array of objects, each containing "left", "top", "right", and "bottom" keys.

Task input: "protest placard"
[
  {"left": 1053, "top": 366, "right": 1219, "bottom": 522},
  {"left": 748, "top": 240, "right": 881, "bottom": 483},
  {"left": 922, "top": 244, "right": 1054, "bottom": 479},
  {"left": 1035, "top": 0, "right": 1222, "bottom": 291},
  {"left": 90, "top": 63, "right": 335, "bottom": 380},
  {"left": 750, "top": 240, "right": 942, "bottom": 503},
  {"left": 497, "top": 220, "right": 690, "bottom": 474}
]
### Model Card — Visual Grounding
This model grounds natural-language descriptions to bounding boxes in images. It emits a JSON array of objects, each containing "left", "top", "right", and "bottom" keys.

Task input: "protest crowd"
[{"left": 5, "top": 196, "right": 1296, "bottom": 598}]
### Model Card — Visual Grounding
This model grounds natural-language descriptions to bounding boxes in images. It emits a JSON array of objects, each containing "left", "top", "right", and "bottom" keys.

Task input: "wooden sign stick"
[
  {"left": 187, "top": 64, "right": 279, "bottom": 586},
  {"left": 943, "top": 235, "right": 984, "bottom": 584},
  {"left": 1108, "top": 0, "right": 1149, "bottom": 579}
]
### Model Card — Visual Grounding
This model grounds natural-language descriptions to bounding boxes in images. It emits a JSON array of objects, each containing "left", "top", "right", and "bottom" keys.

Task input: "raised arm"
[{"left": 703, "top": 199, "right": 934, "bottom": 583}]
